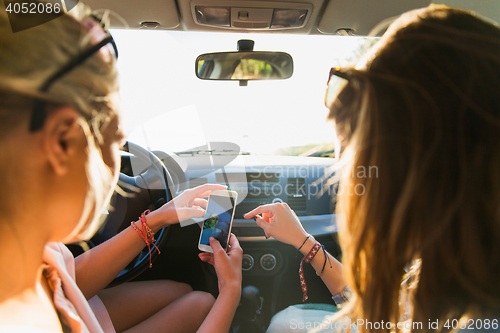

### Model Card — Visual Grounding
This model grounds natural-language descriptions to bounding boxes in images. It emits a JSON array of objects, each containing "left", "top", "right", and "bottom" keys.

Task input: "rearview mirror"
[{"left": 195, "top": 51, "right": 293, "bottom": 80}]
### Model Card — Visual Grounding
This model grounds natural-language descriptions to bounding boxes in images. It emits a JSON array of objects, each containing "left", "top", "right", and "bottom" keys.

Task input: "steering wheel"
[{"left": 90, "top": 141, "right": 174, "bottom": 288}]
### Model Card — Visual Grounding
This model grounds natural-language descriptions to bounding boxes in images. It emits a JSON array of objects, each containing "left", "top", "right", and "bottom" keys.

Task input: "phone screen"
[{"left": 199, "top": 193, "right": 236, "bottom": 249}]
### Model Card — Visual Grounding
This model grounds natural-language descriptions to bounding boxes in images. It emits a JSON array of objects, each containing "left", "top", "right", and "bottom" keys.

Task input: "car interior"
[{"left": 67, "top": 0, "right": 500, "bottom": 331}]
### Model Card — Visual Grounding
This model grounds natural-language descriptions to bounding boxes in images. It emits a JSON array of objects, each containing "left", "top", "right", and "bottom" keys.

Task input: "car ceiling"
[{"left": 85, "top": 0, "right": 500, "bottom": 36}]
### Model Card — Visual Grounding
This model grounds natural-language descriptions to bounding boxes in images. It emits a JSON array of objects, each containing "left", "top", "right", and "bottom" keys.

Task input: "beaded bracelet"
[{"left": 131, "top": 210, "right": 161, "bottom": 268}]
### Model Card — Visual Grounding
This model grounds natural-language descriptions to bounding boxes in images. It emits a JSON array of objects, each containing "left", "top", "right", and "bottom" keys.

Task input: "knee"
[
  {"left": 187, "top": 291, "right": 215, "bottom": 313},
  {"left": 157, "top": 280, "right": 193, "bottom": 300},
  {"left": 176, "top": 281, "right": 193, "bottom": 296}
]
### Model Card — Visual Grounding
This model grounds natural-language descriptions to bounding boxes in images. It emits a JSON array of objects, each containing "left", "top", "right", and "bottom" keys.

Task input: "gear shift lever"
[{"left": 241, "top": 285, "right": 261, "bottom": 320}]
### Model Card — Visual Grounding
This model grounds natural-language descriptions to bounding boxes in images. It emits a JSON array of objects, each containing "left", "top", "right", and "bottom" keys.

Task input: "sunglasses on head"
[
  {"left": 29, "top": 14, "right": 118, "bottom": 132},
  {"left": 324, "top": 67, "right": 354, "bottom": 110}
]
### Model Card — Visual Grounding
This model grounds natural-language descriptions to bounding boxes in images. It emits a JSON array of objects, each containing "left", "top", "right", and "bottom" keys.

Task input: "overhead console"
[{"left": 191, "top": 0, "right": 313, "bottom": 30}]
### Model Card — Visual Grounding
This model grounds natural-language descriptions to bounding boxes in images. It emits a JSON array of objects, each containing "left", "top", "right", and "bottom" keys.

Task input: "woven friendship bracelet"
[{"left": 299, "top": 241, "right": 321, "bottom": 302}]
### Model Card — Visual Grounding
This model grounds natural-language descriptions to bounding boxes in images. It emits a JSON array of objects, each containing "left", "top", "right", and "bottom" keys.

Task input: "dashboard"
[
  {"left": 155, "top": 152, "right": 339, "bottom": 264},
  {"left": 161, "top": 152, "right": 339, "bottom": 236},
  {"left": 121, "top": 148, "right": 341, "bottom": 319}
]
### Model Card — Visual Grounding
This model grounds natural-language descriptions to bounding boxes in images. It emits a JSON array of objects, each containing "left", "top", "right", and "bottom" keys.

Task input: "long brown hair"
[{"left": 329, "top": 5, "right": 500, "bottom": 332}]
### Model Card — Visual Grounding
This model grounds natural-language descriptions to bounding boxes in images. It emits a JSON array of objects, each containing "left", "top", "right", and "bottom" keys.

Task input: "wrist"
[
  {"left": 144, "top": 209, "right": 165, "bottom": 233},
  {"left": 293, "top": 233, "right": 311, "bottom": 250},
  {"left": 298, "top": 236, "right": 316, "bottom": 256},
  {"left": 220, "top": 283, "right": 242, "bottom": 299}
]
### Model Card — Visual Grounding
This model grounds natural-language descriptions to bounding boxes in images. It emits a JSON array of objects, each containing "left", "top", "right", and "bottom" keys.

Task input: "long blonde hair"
[
  {"left": 329, "top": 5, "right": 500, "bottom": 332},
  {"left": 0, "top": 1, "right": 120, "bottom": 241}
]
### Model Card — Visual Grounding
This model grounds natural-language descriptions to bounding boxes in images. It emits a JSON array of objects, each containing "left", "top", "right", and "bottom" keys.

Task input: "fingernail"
[{"left": 209, "top": 237, "right": 215, "bottom": 241}]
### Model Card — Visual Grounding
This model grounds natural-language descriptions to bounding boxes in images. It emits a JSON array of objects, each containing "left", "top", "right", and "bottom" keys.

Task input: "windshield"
[{"left": 111, "top": 30, "right": 374, "bottom": 156}]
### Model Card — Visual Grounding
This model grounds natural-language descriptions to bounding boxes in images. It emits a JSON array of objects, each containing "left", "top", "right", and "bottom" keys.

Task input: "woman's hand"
[
  {"left": 198, "top": 234, "right": 242, "bottom": 297},
  {"left": 146, "top": 184, "right": 227, "bottom": 231},
  {"left": 244, "top": 203, "right": 308, "bottom": 249},
  {"left": 197, "top": 234, "right": 242, "bottom": 333}
]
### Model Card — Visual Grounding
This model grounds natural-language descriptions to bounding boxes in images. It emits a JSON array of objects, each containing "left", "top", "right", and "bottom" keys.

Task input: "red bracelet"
[
  {"left": 131, "top": 210, "right": 161, "bottom": 268},
  {"left": 299, "top": 241, "right": 321, "bottom": 302}
]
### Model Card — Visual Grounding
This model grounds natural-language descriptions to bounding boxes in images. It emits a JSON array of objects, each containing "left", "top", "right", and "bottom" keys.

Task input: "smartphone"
[{"left": 198, "top": 190, "right": 238, "bottom": 253}]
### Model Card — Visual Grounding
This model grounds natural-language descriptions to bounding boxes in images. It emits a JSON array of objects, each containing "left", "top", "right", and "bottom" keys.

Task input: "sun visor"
[
  {"left": 83, "top": 0, "right": 180, "bottom": 29},
  {"left": 317, "top": 0, "right": 431, "bottom": 36}
]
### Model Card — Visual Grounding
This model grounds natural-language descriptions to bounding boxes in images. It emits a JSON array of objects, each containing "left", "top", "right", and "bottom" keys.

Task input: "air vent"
[
  {"left": 190, "top": 177, "right": 207, "bottom": 188},
  {"left": 287, "top": 178, "right": 306, "bottom": 212}
]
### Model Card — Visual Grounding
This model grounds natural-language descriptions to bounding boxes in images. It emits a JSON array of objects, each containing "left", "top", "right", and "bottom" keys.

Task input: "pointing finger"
[
  {"left": 190, "top": 184, "right": 227, "bottom": 197},
  {"left": 244, "top": 204, "right": 275, "bottom": 219}
]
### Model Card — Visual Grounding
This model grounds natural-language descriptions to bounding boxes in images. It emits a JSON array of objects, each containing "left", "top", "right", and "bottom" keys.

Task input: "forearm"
[
  {"left": 75, "top": 212, "right": 164, "bottom": 300},
  {"left": 297, "top": 236, "right": 347, "bottom": 296},
  {"left": 197, "top": 287, "right": 241, "bottom": 333}
]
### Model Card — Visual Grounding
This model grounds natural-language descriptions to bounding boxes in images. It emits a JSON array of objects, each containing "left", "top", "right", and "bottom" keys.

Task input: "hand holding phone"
[
  {"left": 198, "top": 190, "right": 238, "bottom": 252},
  {"left": 198, "top": 234, "right": 243, "bottom": 333},
  {"left": 199, "top": 234, "right": 243, "bottom": 289}
]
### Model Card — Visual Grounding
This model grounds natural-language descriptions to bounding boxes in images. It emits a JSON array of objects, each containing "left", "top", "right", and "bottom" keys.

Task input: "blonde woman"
[
  {"left": 246, "top": 5, "right": 500, "bottom": 332},
  {"left": 0, "top": 2, "right": 242, "bottom": 333}
]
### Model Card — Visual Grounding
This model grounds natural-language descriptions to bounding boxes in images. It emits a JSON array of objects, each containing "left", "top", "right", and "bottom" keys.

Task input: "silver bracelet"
[{"left": 332, "top": 286, "right": 352, "bottom": 306}]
